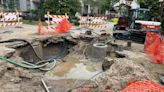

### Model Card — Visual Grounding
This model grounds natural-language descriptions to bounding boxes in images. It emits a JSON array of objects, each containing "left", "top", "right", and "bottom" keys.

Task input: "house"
[
  {"left": 80, "top": 0, "right": 99, "bottom": 16},
  {"left": 0, "top": 0, "right": 40, "bottom": 12},
  {"left": 19, "top": 0, "right": 40, "bottom": 12},
  {"left": 112, "top": 0, "right": 140, "bottom": 17},
  {"left": 113, "top": 0, "right": 140, "bottom": 9}
]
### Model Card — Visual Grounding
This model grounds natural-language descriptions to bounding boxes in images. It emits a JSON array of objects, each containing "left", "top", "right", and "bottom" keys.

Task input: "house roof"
[{"left": 113, "top": 0, "right": 140, "bottom": 9}]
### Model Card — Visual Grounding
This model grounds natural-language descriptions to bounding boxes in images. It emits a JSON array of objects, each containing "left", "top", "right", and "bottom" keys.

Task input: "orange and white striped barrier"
[
  {"left": 0, "top": 11, "right": 23, "bottom": 27},
  {"left": 0, "top": 22, "right": 23, "bottom": 27},
  {"left": 45, "top": 26, "right": 56, "bottom": 30},
  {"left": 80, "top": 16, "right": 107, "bottom": 20},
  {"left": 45, "top": 15, "right": 68, "bottom": 19},
  {"left": 79, "top": 16, "right": 108, "bottom": 29},
  {"left": 0, "top": 12, "right": 22, "bottom": 16},
  {"left": 45, "top": 21, "right": 62, "bottom": 25},
  {"left": 88, "top": 25, "right": 107, "bottom": 28},
  {"left": 79, "top": 24, "right": 107, "bottom": 29},
  {"left": 38, "top": 12, "right": 71, "bottom": 35},
  {"left": 79, "top": 21, "right": 107, "bottom": 24},
  {"left": 0, "top": 17, "right": 22, "bottom": 21},
  {"left": 44, "top": 11, "right": 69, "bottom": 30}
]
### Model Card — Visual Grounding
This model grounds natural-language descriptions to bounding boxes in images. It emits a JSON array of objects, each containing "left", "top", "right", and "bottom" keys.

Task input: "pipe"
[
  {"left": 0, "top": 56, "right": 56, "bottom": 71},
  {"left": 0, "top": 56, "right": 48, "bottom": 68},
  {"left": 0, "top": 38, "right": 66, "bottom": 60},
  {"left": 0, "top": 39, "right": 43, "bottom": 60},
  {"left": 22, "top": 60, "right": 57, "bottom": 71},
  {"left": 41, "top": 79, "right": 50, "bottom": 92}
]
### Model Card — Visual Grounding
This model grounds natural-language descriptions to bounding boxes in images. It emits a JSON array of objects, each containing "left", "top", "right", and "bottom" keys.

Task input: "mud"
[
  {"left": 0, "top": 59, "right": 45, "bottom": 92},
  {"left": 0, "top": 26, "right": 164, "bottom": 92}
]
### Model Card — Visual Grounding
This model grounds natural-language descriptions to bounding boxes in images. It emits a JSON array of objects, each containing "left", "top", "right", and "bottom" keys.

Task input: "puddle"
[
  {"left": 48, "top": 57, "right": 80, "bottom": 77},
  {"left": 46, "top": 63, "right": 101, "bottom": 80},
  {"left": 45, "top": 56, "right": 101, "bottom": 80},
  {"left": 14, "top": 39, "right": 101, "bottom": 80}
]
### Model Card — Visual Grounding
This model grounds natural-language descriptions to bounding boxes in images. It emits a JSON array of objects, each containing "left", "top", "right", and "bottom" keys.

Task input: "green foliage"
[
  {"left": 38, "top": 0, "right": 45, "bottom": 19},
  {"left": 138, "top": 0, "right": 160, "bottom": 19},
  {"left": 161, "top": 19, "right": 164, "bottom": 34},
  {"left": 44, "top": 0, "right": 81, "bottom": 16},
  {"left": 83, "top": 0, "right": 111, "bottom": 13},
  {"left": 83, "top": 0, "right": 93, "bottom": 4},
  {"left": 98, "top": 0, "right": 111, "bottom": 12}
]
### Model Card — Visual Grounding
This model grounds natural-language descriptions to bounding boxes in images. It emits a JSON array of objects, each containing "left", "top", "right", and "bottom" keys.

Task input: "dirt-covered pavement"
[{"left": 0, "top": 23, "right": 164, "bottom": 92}]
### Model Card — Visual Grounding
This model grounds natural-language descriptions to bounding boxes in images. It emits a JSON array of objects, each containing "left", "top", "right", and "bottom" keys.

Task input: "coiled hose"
[
  {"left": 0, "top": 38, "right": 67, "bottom": 71},
  {"left": 0, "top": 56, "right": 57, "bottom": 71}
]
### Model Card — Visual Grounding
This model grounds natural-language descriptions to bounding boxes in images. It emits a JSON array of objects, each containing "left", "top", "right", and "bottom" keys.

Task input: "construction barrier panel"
[
  {"left": 79, "top": 16, "right": 107, "bottom": 29},
  {"left": 0, "top": 11, "right": 23, "bottom": 27},
  {"left": 45, "top": 12, "right": 68, "bottom": 30},
  {"left": 38, "top": 11, "right": 71, "bottom": 35}
]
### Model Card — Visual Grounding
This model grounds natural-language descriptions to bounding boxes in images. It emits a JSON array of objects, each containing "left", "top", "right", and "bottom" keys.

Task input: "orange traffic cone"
[{"left": 38, "top": 19, "right": 43, "bottom": 35}]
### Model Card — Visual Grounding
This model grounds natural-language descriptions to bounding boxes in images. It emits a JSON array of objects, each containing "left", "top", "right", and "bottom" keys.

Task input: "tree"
[
  {"left": 98, "top": 0, "right": 111, "bottom": 13},
  {"left": 83, "top": 0, "right": 111, "bottom": 14},
  {"left": 44, "top": 0, "right": 81, "bottom": 16},
  {"left": 138, "top": 0, "right": 160, "bottom": 20}
]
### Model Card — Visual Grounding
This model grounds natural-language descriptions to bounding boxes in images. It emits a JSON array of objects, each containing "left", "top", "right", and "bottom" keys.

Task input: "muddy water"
[
  {"left": 15, "top": 42, "right": 75, "bottom": 62},
  {"left": 46, "top": 56, "right": 102, "bottom": 80}
]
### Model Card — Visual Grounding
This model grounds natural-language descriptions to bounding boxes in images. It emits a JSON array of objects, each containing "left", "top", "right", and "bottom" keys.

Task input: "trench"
[{"left": 14, "top": 40, "right": 77, "bottom": 63}]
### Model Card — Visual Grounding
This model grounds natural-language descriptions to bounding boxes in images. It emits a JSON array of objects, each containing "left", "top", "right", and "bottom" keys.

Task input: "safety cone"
[{"left": 38, "top": 19, "right": 43, "bottom": 35}]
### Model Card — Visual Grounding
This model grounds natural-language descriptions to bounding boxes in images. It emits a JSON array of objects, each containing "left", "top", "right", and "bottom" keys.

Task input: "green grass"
[{"left": 22, "top": 20, "right": 48, "bottom": 26}]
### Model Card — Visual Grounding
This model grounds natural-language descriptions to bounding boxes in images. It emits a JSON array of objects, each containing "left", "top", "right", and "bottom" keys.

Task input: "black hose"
[
  {"left": 0, "top": 39, "right": 66, "bottom": 71},
  {"left": 0, "top": 39, "right": 43, "bottom": 60},
  {"left": 0, "top": 38, "right": 67, "bottom": 60}
]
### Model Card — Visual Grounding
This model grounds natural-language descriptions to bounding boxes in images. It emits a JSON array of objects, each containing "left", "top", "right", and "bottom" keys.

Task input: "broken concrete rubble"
[
  {"left": 0, "top": 46, "right": 15, "bottom": 57},
  {"left": 0, "top": 23, "right": 164, "bottom": 92},
  {"left": 95, "top": 58, "right": 154, "bottom": 92}
]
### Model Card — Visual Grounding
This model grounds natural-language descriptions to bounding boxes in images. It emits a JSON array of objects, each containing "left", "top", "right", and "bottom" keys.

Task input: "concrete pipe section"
[{"left": 91, "top": 43, "right": 108, "bottom": 60}]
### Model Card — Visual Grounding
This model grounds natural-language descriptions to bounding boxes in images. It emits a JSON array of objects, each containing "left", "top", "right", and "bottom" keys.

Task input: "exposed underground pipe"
[
  {"left": 0, "top": 38, "right": 69, "bottom": 71},
  {"left": 0, "top": 39, "right": 43, "bottom": 60},
  {"left": 0, "top": 38, "right": 67, "bottom": 60},
  {"left": 0, "top": 56, "right": 57, "bottom": 71}
]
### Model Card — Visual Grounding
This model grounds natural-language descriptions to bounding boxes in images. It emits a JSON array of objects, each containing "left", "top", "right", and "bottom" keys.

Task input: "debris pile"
[
  {"left": 0, "top": 59, "right": 44, "bottom": 92},
  {"left": 95, "top": 58, "right": 153, "bottom": 92}
]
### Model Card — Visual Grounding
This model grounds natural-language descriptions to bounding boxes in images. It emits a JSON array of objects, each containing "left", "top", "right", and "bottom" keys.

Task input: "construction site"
[{"left": 0, "top": 0, "right": 164, "bottom": 92}]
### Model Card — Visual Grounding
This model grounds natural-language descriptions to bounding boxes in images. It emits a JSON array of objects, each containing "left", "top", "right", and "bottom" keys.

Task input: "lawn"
[{"left": 22, "top": 20, "right": 48, "bottom": 26}]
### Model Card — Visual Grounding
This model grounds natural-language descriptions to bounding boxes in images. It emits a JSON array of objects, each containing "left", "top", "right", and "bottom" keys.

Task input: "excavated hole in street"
[{"left": 14, "top": 40, "right": 77, "bottom": 63}]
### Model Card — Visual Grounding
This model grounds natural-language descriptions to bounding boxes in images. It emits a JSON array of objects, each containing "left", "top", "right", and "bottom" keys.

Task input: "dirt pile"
[
  {"left": 0, "top": 59, "right": 45, "bottom": 92},
  {"left": 95, "top": 58, "right": 154, "bottom": 92}
]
